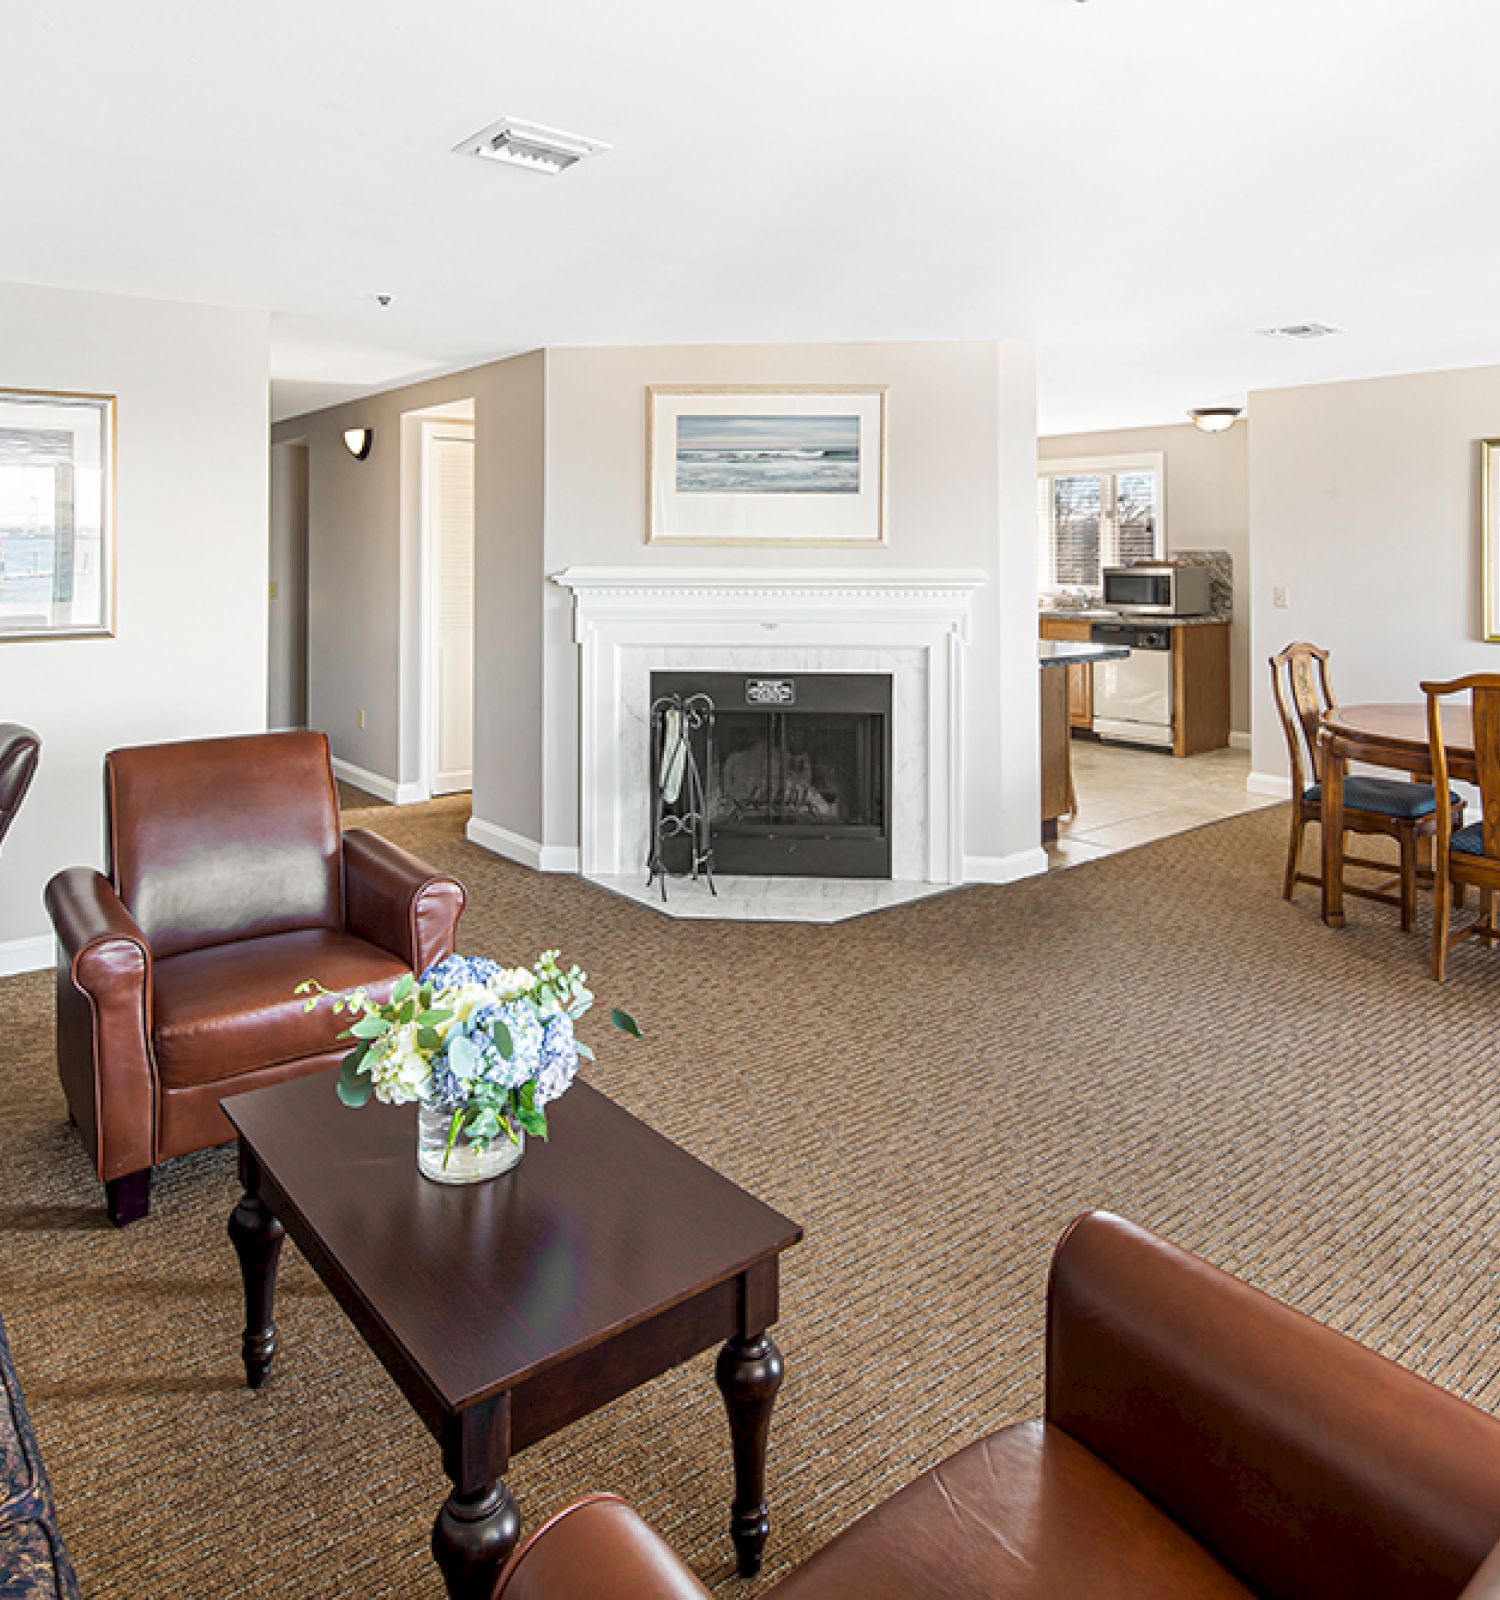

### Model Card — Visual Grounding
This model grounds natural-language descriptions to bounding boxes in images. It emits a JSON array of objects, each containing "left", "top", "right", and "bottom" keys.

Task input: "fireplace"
[{"left": 650, "top": 671, "right": 892, "bottom": 878}]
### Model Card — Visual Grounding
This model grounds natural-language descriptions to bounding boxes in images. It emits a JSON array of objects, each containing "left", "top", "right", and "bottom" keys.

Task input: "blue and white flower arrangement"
[{"left": 297, "top": 951, "right": 641, "bottom": 1166}]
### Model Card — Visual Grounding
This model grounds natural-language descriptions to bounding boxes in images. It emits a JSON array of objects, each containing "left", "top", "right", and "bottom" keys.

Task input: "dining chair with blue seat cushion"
[
  {"left": 1303, "top": 774, "right": 1458, "bottom": 819},
  {"left": 1422, "top": 673, "right": 1500, "bottom": 980},
  {"left": 1271, "top": 642, "right": 1458, "bottom": 931}
]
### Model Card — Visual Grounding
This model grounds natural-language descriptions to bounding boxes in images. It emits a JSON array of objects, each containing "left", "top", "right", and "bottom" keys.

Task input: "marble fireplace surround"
[{"left": 553, "top": 568, "right": 987, "bottom": 885}]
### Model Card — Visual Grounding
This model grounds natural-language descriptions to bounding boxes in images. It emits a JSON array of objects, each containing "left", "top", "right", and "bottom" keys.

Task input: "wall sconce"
[
  {"left": 343, "top": 427, "right": 374, "bottom": 460},
  {"left": 1188, "top": 407, "right": 1242, "bottom": 434}
]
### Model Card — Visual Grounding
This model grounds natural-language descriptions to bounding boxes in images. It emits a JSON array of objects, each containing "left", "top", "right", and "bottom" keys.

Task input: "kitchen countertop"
[
  {"left": 1040, "top": 607, "right": 1230, "bottom": 629},
  {"left": 1039, "top": 640, "right": 1130, "bottom": 668}
]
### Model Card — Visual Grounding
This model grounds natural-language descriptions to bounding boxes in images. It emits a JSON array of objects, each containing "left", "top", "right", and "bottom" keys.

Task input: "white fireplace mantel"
[{"left": 553, "top": 566, "right": 987, "bottom": 884}]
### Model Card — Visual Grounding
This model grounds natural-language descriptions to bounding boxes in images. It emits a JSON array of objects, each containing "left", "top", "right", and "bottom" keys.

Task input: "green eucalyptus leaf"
[
  {"left": 610, "top": 1008, "right": 644, "bottom": 1039},
  {"left": 416, "top": 1008, "right": 452, "bottom": 1028},
  {"left": 348, "top": 1015, "right": 391, "bottom": 1040},
  {"left": 493, "top": 1019, "right": 514, "bottom": 1059},
  {"left": 393, "top": 973, "right": 415, "bottom": 1003},
  {"left": 418, "top": 1026, "right": 442, "bottom": 1051},
  {"left": 337, "top": 1054, "right": 372, "bottom": 1107},
  {"left": 575, "top": 1040, "right": 596, "bottom": 1062}
]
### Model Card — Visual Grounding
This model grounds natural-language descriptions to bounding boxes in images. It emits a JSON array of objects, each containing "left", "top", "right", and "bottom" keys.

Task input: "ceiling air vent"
[
  {"left": 454, "top": 118, "right": 608, "bottom": 175},
  {"left": 1258, "top": 322, "right": 1344, "bottom": 341}
]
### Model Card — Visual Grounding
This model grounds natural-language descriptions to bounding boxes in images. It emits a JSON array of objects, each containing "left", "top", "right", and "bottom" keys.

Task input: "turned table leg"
[
  {"left": 228, "top": 1149, "right": 285, "bottom": 1389},
  {"left": 1321, "top": 735, "right": 1347, "bottom": 928},
  {"left": 716, "top": 1331, "right": 784, "bottom": 1577},
  {"left": 432, "top": 1397, "right": 520, "bottom": 1600}
]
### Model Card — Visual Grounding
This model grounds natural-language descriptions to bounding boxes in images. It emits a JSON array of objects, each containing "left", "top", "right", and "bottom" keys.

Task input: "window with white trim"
[{"left": 1037, "top": 454, "right": 1165, "bottom": 594}]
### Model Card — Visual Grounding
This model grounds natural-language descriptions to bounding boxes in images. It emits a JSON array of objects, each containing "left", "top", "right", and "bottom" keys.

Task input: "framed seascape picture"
[
  {"left": 1485, "top": 439, "right": 1500, "bottom": 642},
  {"left": 0, "top": 388, "right": 115, "bottom": 640},
  {"left": 647, "top": 385, "right": 887, "bottom": 546}
]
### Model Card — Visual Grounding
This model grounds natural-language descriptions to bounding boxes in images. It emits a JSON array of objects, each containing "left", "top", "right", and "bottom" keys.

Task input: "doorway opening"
[{"left": 411, "top": 401, "right": 475, "bottom": 798}]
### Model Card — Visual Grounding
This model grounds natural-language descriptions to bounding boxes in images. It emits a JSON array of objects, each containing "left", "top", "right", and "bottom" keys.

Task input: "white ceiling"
[{"left": 6, "top": 1, "right": 1499, "bottom": 432}]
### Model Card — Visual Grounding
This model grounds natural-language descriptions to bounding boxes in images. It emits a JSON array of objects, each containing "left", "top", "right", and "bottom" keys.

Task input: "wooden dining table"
[{"left": 1318, "top": 702, "right": 1476, "bottom": 927}]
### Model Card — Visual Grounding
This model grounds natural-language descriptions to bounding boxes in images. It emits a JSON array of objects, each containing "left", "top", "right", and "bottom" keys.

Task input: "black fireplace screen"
[{"left": 650, "top": 672, "right": 892, "bottom": 878}]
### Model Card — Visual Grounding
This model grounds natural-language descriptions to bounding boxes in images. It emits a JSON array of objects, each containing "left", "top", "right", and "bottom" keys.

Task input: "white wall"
[
  {"left": 540, "top": 341, "right": 1041, "bottom": 877},
  {"left": 0, "top": 283, "right": 270, "bottom": 969},
  {"left": 1248, "top": 364, "right": 1500, "bottom": 786},
  {"left": 1040, "top": 421, "right": 1250, "bottom": 735}
]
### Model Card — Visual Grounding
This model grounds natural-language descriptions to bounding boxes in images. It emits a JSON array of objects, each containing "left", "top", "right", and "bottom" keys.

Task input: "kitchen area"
[{"left": 1039, "top": 556, "right": 1275, "bottom": 866}]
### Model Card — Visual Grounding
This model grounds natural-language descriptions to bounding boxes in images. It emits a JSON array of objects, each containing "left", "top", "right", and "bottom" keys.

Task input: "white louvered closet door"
[{"left": 429, "top": 430, "right": 474, "bottom": 795}]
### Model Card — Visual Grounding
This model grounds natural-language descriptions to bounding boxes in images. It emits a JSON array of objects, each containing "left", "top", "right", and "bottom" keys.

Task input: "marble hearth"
[{"left": 554, "top": 567, "right": 986, "bottom": 922}]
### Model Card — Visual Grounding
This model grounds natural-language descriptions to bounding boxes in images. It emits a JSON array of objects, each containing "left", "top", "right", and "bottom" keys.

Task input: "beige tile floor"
[{"left": 1046, "top": 738, "right": 1279, "bottom": 869}]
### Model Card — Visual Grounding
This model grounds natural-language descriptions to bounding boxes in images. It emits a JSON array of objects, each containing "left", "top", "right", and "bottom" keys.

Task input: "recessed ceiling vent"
[
  {"left": 454, "top": 118, "right": 608, "bottom": 175},
  {"left": 1258, "top": 322, "right": 1344, "bottom": 341}
]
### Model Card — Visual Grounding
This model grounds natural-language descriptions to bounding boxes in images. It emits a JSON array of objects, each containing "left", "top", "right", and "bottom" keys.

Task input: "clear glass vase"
[{"left": 416, "top": 1102, "right": 524, "bottom": 1185}]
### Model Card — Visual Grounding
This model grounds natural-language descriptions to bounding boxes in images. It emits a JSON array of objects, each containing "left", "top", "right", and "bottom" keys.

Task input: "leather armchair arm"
[
  {"left": 493, "top": 1496, "right": 711, "bottom": 1600},
  {"left": 342, "top": 828, "right": 465, "bottom": 977},
  {"left": 44, "top": 868, "right": 156, "bottom": 1181},
  {"left": 1045, "top": 1212, "right": 1500, "bottom": 1599}
]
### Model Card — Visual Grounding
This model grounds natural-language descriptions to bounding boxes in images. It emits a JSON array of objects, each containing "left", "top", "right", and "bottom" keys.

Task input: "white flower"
[
  {"left": 442, "top": 982, "right": 494, "bottom": 1035},
  {"left": 366, "top": 1023, "right": 432, "bottom": 1105},
  {"left": 495, "top": 966, "right": 537, "bottom": 1001}
]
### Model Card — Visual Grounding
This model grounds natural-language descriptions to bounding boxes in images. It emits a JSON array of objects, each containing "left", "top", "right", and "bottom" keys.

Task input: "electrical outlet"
[
  {"left": 268, "top": 580, "right": 279, "bottom": 600},
  {"left": 357, "top": 709, "right": 366, "bottom": 730},
  {"left": 1273, "top": 585, "right": 1290, "bottom": 609}
]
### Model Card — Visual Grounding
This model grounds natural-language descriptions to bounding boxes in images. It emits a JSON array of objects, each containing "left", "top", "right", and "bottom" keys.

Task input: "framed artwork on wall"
[
  {"left": 646, "top": 385, "right": 888, "bottom": 546},
  {"left": 0, "top": 388, "right": 115, "bottom": 641},
  {"left": 1485, "top": 439, "right": 1500, "bottom": 642}
]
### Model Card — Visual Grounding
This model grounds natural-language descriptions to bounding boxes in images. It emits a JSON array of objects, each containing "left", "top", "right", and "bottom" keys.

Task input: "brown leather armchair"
[
  {"left": 494, "top": 1212, "right": 1500, "bottom": 1600},
  {"left": 45, "top": 731, "right": 465, "bottom": 1227},
  {"left": 0, "top": 723, "right": 41, "bottom": 850}
]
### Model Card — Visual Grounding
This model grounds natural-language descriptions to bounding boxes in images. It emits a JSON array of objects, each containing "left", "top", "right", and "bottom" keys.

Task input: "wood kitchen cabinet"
[
  {"left": 1038, "top": 614, "right": 1231, "bottom": 755},
  {"left": 1171, "top": 622, "right": 1231, "bottom": 757},
  {"left": 1038, "top": 616, "right": 1094, "bottom": 728}
]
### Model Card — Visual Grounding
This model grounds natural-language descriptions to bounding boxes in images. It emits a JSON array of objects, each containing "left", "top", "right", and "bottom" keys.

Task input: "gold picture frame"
[
  {"left": 646, "top": 384, "right": 888, "bottom": 547},
  {"left": 1484, "top": 439, "right": 1500, "bottom": 642},
  {"left": 0, "top": 386, "right": 117, "bottom": 642}
]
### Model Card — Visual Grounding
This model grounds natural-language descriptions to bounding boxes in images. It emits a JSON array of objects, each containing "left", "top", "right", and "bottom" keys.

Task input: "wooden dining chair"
[
  {"left": 1422, "top": 674, "right": 1500, "bottom": 980},
  {"left": 1271, "top": 642, "right": 1457, "bottom": 930}
]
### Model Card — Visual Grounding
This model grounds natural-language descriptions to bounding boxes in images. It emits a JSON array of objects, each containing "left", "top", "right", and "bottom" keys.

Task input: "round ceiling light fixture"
[
  {"left": 343, "top": 428, "right": 374, "bottom": 461},
  {"left": 1189, "top": 407, "right": 1242, "bottom": 434}
]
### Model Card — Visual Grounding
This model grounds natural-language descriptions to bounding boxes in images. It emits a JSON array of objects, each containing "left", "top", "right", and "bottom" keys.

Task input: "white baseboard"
[
  {"left": 0, "top": 934, "right": 53, "bottom": 977},
  {"left": 466, "top": 816, "right": 580, "bottom": 874},
  {"left": 332, "top": 757, "right": 426, "bottom": 806},
  {"left": 1229, "top": 730, "right": 1251, "bottom": 751},
  {"left": 963, "top": 847, "right": 1050, "bottom": 885},
  {"left": 1247, "top": 770, "right": 1293, "bottom": 799}
]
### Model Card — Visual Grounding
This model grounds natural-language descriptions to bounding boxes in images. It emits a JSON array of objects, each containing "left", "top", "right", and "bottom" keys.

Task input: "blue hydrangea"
[
  {"left": 421, "top": 953, "right": 504, "bottom": 990},
  {"left": 535, "top": 1012, "right": 580, "bottom": 1106}
]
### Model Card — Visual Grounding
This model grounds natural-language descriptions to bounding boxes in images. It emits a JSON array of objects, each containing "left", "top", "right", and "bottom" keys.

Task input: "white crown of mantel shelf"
[
  {"left": 552, "top": 567, "right": 988, "bottom": 885},
  {"left": 552, "top": 567, "right": 988, "bottom": 640}
]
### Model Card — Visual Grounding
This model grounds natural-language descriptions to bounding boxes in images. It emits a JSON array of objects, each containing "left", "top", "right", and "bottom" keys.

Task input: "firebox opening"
[{"left": 650, "top": 671, "right": 893, "bottom": 878}]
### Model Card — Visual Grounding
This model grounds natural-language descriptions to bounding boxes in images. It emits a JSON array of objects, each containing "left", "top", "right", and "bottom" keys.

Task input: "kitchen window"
[{"left": 1037, "top": 453, "right": 1165, "bottom": 594}]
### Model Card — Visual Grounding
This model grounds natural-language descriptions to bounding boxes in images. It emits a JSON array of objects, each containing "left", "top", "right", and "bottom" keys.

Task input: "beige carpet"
[{"left": 5, "top": 799, "right": 1500, "bottom": 1598}]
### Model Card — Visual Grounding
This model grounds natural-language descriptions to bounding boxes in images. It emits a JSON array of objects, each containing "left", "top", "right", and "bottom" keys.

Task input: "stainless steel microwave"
[{"left": 1101, "top": 565, "right": 1212, "bottom": 617}]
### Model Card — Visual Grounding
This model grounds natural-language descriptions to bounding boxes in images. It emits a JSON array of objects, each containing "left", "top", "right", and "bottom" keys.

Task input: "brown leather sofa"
[
  {"left": 493, "top": 1211, "right": 1500, "bottom": 1600},
  {"left": 45, "top": 731, "right": 465, "bottom": 1227},
  {"left": 0, "top": 724, "right": 41, "bottom": 849}
]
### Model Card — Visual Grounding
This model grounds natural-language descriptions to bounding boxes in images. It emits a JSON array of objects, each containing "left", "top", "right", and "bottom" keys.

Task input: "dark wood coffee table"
[{"left": 224, "top": 1074, "right": 802, "bottom": 1599}]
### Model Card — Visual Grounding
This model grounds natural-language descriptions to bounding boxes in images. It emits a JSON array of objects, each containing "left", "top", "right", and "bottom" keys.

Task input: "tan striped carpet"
[{"left": 4, "top": 796, "right": 1500, "bottom": 1598}]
